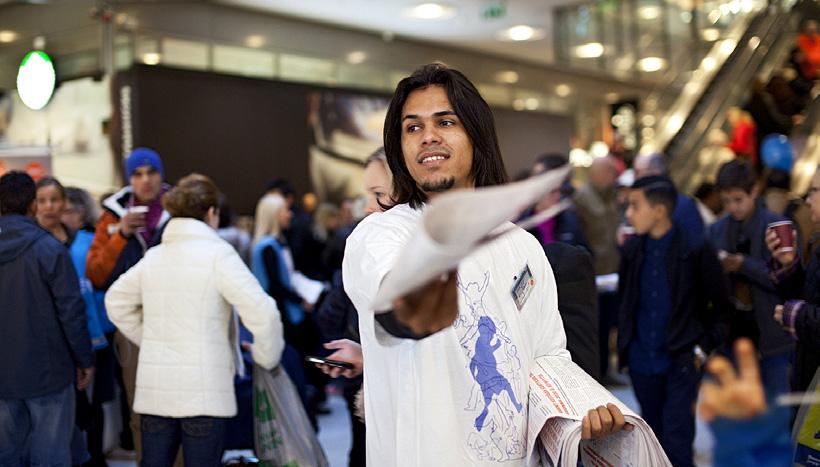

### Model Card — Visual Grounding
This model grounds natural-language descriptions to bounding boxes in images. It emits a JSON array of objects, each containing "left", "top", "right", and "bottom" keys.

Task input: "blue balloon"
[{"left": 761, "top": 134, "right": 794, "bottom": 172}]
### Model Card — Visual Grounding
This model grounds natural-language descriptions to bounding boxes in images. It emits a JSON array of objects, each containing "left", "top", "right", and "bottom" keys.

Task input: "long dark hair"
[{"left": 383, "top": 63, "right": 508, "bottom": 209}]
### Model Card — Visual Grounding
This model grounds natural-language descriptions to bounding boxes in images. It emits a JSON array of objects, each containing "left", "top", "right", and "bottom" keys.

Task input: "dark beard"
[{"left": 420, "top": 177, "right": 455, "bottom": 193}]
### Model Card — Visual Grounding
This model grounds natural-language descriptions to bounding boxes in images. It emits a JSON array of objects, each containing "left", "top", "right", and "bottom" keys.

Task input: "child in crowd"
[
  {"left": 618, "top": 175, "right": 731, "bottom": 467},
  {"left": 708, "top": 159, "right": 794, "bottom": 397}
]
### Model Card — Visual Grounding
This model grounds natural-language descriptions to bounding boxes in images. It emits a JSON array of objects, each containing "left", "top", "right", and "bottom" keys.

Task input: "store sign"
[{"left": 16, "top": 50, "right": 56, "bottom": 110}]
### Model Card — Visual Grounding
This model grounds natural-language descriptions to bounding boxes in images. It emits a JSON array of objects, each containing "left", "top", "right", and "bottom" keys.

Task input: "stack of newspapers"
[{"left": 528, "top": 357, "right": 671, "bottom": 466}]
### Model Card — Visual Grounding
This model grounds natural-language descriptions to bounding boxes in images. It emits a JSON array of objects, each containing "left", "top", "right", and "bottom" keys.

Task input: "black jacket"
[
  {"left": 709, "top": 206, "right": 794, "bottom": 357},
  {"left": 617, "top": 227, "right": 732, "bottom": 367},
  {"left": 0, "top": 215, "right": 94, "bottom": 398},
  {"left": 526, "top": 208, "right": 590, "bottom": 253},
  {"left": 543, "top": 243, "right": 599, "bottom": 380}
]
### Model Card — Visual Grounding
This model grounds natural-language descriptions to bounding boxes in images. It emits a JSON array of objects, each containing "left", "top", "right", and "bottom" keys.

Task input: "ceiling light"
[
  {"left": 570, "top": 148, "right": 593, "bottom": 167},
  {"left": 245, "top": 35, "right": 265, "bottom": 48},
  {"left": 638, "top": 6, "right": 660, "bottom": 20},
  {"left": 719, "top": 39, "right": 737, "bottom": 55},
  {"left": 701, "top": 28, "right": 720, "bottom": 41},
  {"left": 512, "top": 99, "right": 526, "bottom": 111},
  {"left": 142, "top": 53, "right": 161, "bottom": 65},
  {"left": 748, "top": 36, "right": 760, "bottom": 50},
  {"left": 680, "top": 11, "right": 692, "bottom": 23},
  {"left": 590, "top": 141, "right": 609, "bottom": 158},
  {"left": 701, "top": 56, "right": 716, "bottom": 71},
  {"left": 575, "top": 42, "right": 604, "bottom": 58},
  {"left": 403, "top": 3, "right": 456, "bottom": 20},
  {"left": 641, "top": 114, "right": 656, "bottom": 127},
  {"left": 637, "top": 57, "right": 665, "bottom": 72},
  {"left": 498, "top": 25, "right": 546, "bottom": 42},
  {"left": 667, "top": 114, "right": 684, "bottom": 133},
  {"left": 494, "top": 70, "right": 519, "bottom": 84},
  {"left": 708, "top": 10, "right": 721, "bottom": 23},
  {"left": 525, "top": 98, "right": 539, "bottom": 110},
  {"left": 346, "top": 51, "right": 367, "bottom": 65},
  {"left": 0, "top": 30, "right": 18, "bottom": 43},
  {"left": 555, "top": 84, "right": 571, "bottom": 97},
  {"left": 729, "top": 0, "right": 741, "bottom": 14}
]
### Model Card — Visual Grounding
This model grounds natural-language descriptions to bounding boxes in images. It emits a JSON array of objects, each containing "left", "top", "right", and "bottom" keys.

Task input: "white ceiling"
[{"left": 219, "top": 0, "right": 577, "bottom": 65}]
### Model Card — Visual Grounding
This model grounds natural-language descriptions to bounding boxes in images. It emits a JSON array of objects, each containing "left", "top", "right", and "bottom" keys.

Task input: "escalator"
[{"left": 638, "top": 2, "right": 808, "bottom": 193}]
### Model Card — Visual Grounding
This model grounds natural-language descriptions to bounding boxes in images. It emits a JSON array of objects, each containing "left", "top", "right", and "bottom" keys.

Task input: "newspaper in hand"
[
  {"left": 527, "top": 356, "right": 672, "bottom": 467},
  {"left": 371, "top": 165, "right": 572, "bottom": 311}
]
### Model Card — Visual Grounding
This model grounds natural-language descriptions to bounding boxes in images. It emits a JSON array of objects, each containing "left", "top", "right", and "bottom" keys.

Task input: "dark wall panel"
[
  {"left": 128, "top": 65, "right": 573, "bottom": 215},
  {"left": 133, "top": 65, "right": 312, "bottom": 215}
]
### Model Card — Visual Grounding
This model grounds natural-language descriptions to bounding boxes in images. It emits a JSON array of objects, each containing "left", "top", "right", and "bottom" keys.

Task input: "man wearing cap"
[{"left": 86, "top": 147, "right": 170, "bottom": 460}]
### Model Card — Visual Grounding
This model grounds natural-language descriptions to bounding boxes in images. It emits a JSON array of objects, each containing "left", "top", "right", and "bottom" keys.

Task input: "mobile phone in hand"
[{"left": 305, "top": 355, "right": 354, "bottom": 370}]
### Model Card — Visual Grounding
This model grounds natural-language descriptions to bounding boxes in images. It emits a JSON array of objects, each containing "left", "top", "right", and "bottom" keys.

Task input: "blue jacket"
[
  {"left": 710, "top": 404, "right": 792, "bottom": 467},
  {"left": 68, "top": 229, "right": 111, "bottom": 348},
  {"left": 0, "top": 215, "right": 94, "bottom": 398},
  {"left": 251, "top": 236, "right": 304, "bottom": 326},
  {"left": 709, "top": 206, "right": 794, "bottom": 357}
]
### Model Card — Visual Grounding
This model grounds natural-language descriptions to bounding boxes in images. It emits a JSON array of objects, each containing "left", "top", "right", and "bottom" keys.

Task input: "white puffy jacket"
[{"left": 105, "top": 218, "right": 284, "bottom": 417}]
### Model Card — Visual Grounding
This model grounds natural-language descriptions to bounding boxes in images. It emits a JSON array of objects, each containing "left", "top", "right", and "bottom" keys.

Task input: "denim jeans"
[
  {"left": 0, "top": 383, "right": 75, "bottom": 466},
  {"left": 140, "top": 414, "right": 226, "bottom": 467},
  {"left": 630, "top": 354, "right": 700, "bottom": 467}
]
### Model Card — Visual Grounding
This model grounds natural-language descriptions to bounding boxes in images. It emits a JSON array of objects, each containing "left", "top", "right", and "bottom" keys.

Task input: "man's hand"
[
  {"left": 720, "top": 253, "right": 744, "bottom": 273},
  {"left": 392, "top": 272, "right": 458, "bottom": 335},
  {"left": 581, "top": 403, "right": 633, "bottom": 440},
  {"left": 765, "top": 228, "right": 797, "bottom": 267},
  {"left": 697, "top": 338, "right": 766, "bottom": 422},
  {"left": 119, "top": 210, "right": 146, "bottom": 237},
  {"left": 773, "top": 304, "right": 784, "bottom": 325},
  {"left": 316, "top": 339, "right": 363, "bottom": 378},
  {"left": 76, "top": 367, "right": 94, "bottom": 391}
]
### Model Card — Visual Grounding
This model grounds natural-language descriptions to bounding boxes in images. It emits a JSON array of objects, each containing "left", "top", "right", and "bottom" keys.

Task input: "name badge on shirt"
[{"left": 511, "top": 264, "right": 535, "bottom": 311}]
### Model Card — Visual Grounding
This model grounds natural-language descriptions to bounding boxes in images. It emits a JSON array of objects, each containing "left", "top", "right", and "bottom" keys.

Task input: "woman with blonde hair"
[
  {"left": 251, "top": 194, "right": 314, "bottom": 327},
  {"left": 105, "top": 174, "right": 283, "bottom": 467},
  {"left": 251, "top": 193, "right": 326, "bottom": 418}
]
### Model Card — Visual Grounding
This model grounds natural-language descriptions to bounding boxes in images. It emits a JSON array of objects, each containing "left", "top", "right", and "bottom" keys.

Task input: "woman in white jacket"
[{"left": 105, "top": 174, "right": 284, "bottom": 467}]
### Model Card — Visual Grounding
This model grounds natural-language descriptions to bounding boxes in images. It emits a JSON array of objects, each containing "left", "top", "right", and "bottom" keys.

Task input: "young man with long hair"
[{"left": 342, "top": 63, "right": 626, "bottom": 466}]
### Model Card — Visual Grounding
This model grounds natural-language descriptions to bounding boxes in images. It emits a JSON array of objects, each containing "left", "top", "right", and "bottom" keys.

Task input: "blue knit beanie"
[{"left": 124, "top": 147, "right": 164, "bottom": 180}]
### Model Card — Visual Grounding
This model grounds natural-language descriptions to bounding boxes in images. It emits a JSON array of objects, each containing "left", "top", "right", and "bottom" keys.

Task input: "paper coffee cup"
[
  {"left": 767, "top": 220, "right": 795, "bottom": 253},
  {"left": 128, "top": 205, "right": 149, "bottom": 215}
]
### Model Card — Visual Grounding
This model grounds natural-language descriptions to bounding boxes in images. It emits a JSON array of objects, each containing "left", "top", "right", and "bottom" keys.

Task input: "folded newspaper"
[
  {"left": 529, "top": 357, "right": 671, "bottom": 466},
  {"left": 372, "top": 165, "right": 572, "bottom": 311}
]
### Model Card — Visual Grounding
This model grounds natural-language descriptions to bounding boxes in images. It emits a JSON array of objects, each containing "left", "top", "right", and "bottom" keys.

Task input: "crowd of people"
[{"left": 0, "top": 60, "right": 817, "bottom": 467}]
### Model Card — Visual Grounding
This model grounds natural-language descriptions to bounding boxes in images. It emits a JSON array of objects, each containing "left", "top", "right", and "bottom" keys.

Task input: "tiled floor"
[{"left": 105, "top": 384, "right": 715, "bottom": 467}]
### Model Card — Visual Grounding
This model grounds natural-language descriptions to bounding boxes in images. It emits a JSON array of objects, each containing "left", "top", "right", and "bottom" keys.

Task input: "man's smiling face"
[{"left": 400, "top": 85, "right": 474, "bottom": 194}]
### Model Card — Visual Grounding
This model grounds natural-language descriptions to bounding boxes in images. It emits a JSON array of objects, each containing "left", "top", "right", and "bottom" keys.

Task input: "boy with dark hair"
[
  {"left": 618, "top": 175, "right": 730, "bottom": 467},
  {"left": 0, "top": 171, "right": 94, "bottom": 466},
  {"left": 708, "top": 159, "right": 793, "bottom": 397}
]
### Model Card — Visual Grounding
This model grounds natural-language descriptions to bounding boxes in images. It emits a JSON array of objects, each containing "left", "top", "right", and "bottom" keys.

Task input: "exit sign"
[{"left": 482, "top": 3, "right": 506, "bottom": 19}]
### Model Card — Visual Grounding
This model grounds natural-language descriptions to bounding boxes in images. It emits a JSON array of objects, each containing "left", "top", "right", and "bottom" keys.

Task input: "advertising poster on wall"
[{"left": 307, "top": 91, "right": 389, "bottom": 202}]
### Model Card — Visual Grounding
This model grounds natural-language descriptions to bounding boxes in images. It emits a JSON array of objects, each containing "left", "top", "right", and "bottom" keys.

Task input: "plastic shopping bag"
[{"left": 253, "top": 364, "right": 328, "bottom": 467}]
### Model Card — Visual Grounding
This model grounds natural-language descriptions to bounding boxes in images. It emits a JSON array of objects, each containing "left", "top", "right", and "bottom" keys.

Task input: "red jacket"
[{"left": 728, "top": 121, "right": 757, "bottom": 166}]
